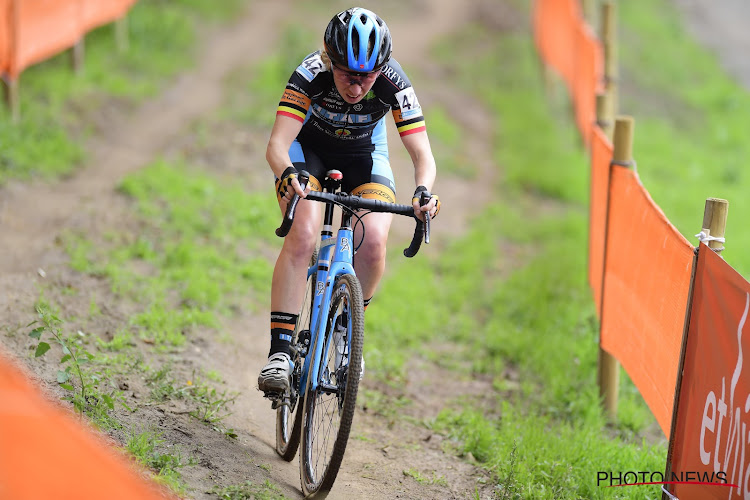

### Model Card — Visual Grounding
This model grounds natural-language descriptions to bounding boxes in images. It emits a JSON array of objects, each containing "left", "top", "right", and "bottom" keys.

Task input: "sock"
[
  {"left": 269, "top": 311, "right": 298, "bottom": 357},
  {"left": 363, "top": 297, "right": 372, "bottom": 311}
]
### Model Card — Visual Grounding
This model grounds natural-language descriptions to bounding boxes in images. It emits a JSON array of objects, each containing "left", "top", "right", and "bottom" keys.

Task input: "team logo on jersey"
[
  {"left": 335, "top": 129, "right": 351, "bottom": 137},
  {"left": 353, "top": 104, "right": 363, "bottom": 111}
]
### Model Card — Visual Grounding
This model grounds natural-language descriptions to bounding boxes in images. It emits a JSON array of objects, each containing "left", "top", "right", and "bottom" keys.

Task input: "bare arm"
[
  {"left": 401, "top": 130, "right": 439, "bottom": 219},
  {"left": 266, "top": 114, "right": 305, "bottom": 196}
]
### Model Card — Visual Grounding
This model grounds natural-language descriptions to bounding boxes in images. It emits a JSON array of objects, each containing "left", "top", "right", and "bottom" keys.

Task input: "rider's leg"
[
  {"left": 271, "top": 200, "right": 320, "bottom": 323},
  {"left": 352, "top": 211, "right": 393, "bottom": 301},
  {"left": 259, "top": 140, "right": 324, "bottom": 393},
  {"left": 258, "top": 199, "right": 320, "bottom": 393}
]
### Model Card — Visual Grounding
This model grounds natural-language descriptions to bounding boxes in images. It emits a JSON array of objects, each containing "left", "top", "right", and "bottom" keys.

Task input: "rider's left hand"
[{"left": 412, "top": 186, "right": 441, "bottom": 222}]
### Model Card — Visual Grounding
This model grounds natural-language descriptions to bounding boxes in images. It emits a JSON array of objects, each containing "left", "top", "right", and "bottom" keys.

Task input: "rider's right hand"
[{"left": 277, "top": 166, "right": 309, "bottom": 202}]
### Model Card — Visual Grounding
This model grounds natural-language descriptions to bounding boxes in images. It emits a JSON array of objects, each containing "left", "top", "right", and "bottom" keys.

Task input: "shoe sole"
[{"left": 258, "top": 373, "right": 290, "bottom": 393}]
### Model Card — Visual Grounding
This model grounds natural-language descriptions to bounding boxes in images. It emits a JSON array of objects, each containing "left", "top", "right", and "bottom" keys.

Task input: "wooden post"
[
  {"left": 71, "top": 37, "right": 85, "bottom": 74},
  {"left": 611, "top": 116, "right": 634, "bottom": 165},
  {"left": 115, "top": 16, "right": 129, "bottom": 52},
  {"left": 601, "top": 2, "right": 618, "bottom": 115},
  {"left": 701, "top": 198, "right": 729, "bottom": 254},
  {"left": 3, "top": 76, "right": 20, "bottom": 123},
  {"left": 598, "top": 115, "right": 635, "bottom": 420},
  {"left": 581, "top": 0, "right": 597, "bottom": 27},
  {"left": 596, "top": 92, "right": 614, "bottom": 140},
  {"left": 6, "top": 0, "right": 20, "bottom": 121}
]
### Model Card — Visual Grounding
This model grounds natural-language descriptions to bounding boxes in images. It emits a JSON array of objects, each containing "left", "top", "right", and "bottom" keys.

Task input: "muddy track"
[{"left": 0, "top": 1, "right": 501, "bottom": 499}]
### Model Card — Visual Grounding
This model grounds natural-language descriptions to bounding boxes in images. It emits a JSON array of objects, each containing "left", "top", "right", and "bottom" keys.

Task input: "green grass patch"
[
  {"left": 126, "top": 428, "right": 195, "bottom": 494},
  {"left": 66, "top": 159, "right": 278, "bottom": 347},
  {"left": 618, "top": 0, "right": 750, "bottom": 277},
  {"left": 211, "top": 480, "right": 289, "bottom": 500},
  {"left": 366, "top": 11, "right": 666, "bottom": 499},
  {"left": 221, "top": 25, "right": 318, "bottom": 128},
  {"left": 0, "top": 0, "right": 246, "bottom": 185}
]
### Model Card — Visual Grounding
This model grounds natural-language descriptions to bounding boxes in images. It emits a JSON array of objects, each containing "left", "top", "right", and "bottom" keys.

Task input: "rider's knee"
[
  {"left": 283, "top": 221, "right": 318, "bottom": 261},
  {"left": 358, "top": 237, "right": 387, "bottom": 267}
]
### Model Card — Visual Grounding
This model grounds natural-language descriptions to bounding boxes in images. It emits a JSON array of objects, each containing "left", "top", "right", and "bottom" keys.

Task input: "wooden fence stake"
[
  {"left": 3, "top": 76, "right": 20, "bottom": 123},
  {"left": 581, "top": 0, "right": 597, "bottom": 27},
  {"left": 663, "top": 196, "right": 729, "bottom": 490},
  {"left": 601, "top": 2, "right": 618, "bottom": 115},
  {"left": 71, "top": 37, "right": 85, "bottom": 74},
  {"left": 598, "top": 115, "right": 635, "bottom": 420},
  {"left": 701, "top": 198, "right": 729, "bottom": 254},
  {"left": 115, "top": 16, "right": 129, "bottom": 52},
  {"left": 596, "top": 92, "right": 614, "bottom": 140}
]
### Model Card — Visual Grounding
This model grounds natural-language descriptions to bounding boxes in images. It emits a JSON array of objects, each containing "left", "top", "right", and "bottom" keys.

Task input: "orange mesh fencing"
[
  {"left": 81, "top": 0, "right": 136, "bottom": 32},
  {"left": 572, "top": 22, "right": 602, "bottom": 148},
  {"left": 0, "top": 350, "right": 172, "bottom": 500},
  {"left": 0, "top": 0, "right": 10, "bottom": 75},
  {"left": 533, "top": 0, "right": 602, "bottom": 148},
  {"left": 600, "top": 166, "right": 695, "bottom": 437},
  {"left": 10, "top": 0, "right": 81, "bottom": 77},
  {"left": 0, "top": 0, "right": 135, "bottom": 79},
  {"left": 666, "top": 245, "right": 750, "bottom": 499},
  {"left": 587, "top": 126, "right": 613, "bottom": 312},
  {"left": 532, "top": 0, "right": 578, "bottom": 88}
]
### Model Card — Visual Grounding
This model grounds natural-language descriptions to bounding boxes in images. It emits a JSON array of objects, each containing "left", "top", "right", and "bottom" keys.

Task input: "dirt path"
[
  {"left": 0, "top": 1, "right": 499, "bottom": 499},
  {"left": 672, "top": 0, "right": 750, "bottom": 88}
]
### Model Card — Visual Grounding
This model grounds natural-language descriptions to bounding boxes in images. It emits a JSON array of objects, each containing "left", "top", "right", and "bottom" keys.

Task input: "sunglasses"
[{"left": 332, "top": 64, "right": 380, "bottom": 86}]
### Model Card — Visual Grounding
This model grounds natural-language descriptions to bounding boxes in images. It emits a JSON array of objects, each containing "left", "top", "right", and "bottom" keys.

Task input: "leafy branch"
[{"left": 28, "top": 306, "right": 114, "bottom": 415}]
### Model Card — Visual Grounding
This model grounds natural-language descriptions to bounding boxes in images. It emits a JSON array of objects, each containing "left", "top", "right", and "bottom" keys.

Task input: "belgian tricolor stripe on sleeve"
[
  {"left": 277, "top": 89, "right": 311, "bottom": 123},
  {"left": 392, "top": 109, "right": 426, "bottom": 137}
]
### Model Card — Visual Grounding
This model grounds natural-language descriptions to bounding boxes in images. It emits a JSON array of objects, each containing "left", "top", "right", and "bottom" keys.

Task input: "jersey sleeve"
[
  {"left": 380, "top": 59, "right": 427, "bottom": 137},
  {"left": 391, "top": 85, "right": 426, "bottom": 137},
  {"left": 276, "top": 52, "right": 326, "bottom": 123}
]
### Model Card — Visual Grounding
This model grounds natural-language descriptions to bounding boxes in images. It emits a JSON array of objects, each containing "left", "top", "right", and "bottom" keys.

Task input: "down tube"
[
  {"left": 299, "top": 241, "right": 333, "bottom": 398},
  {"left": 298, "top": 259, "right": 323, "bottom": 400},
  {"left": 306, "top": 260, "right": 355, "bottom": 394}
]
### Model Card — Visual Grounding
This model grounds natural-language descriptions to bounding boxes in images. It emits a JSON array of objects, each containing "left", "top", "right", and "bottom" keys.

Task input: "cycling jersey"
[
  {"left": 276, "top": 51, "right": 426, "bottom": 203},
  {"left": 277, "top": 51, "right": 427, "bottom": 149}
]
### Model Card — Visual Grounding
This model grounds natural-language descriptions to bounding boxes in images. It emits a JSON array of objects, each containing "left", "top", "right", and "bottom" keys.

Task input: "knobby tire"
[
  {"left": 299, "top": 273, "right": 364, "bottom": 498},
  {"left": 275, "top": 250, "right": 317, "bottom": 460}
]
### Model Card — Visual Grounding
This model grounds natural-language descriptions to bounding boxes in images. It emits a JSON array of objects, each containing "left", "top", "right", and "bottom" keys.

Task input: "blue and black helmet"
[{"left": 324, "top": 8, "right": 392, "bottom": 73}]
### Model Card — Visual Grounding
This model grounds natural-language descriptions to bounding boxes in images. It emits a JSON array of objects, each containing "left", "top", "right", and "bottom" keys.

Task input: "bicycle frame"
[
  {"left": 272, "top": 169, "right": 432, "bottom": 494},
  {"left": 297, "top": 195, "right": 357, "bottom": 401}
]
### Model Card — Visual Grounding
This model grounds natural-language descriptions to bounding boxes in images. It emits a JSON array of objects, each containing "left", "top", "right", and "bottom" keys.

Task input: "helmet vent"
[{"left": 368, "top": 31, "right": 376, "bottom": 55}]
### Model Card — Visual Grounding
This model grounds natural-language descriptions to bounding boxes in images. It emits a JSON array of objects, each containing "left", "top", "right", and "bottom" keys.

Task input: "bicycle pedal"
[{"left": 262, "top": 390, "right": 283, "bottom": 403}]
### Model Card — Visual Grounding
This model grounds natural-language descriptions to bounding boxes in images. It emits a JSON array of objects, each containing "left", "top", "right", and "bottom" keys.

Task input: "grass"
[
  {"left": 7, "top": 0, "right": 745, "bottom": 498},
  {"left": 66, "top": 159, "right": 278, "bottom": 347},
  {"left": 364, "top": 7, "right": 677, "bottom": 500},
  {"left": 364, "top": 0, "right": 750, "bottom": 498},
  {"left": 0, "top": 0, "right": 246, "bottom": 185},
  {"left": 211, "top": 480, "right": 289, "bottom": 500},
  {"left": 126, "top": 427, "right": 196, "bottom": 494},
  {"left": 617, "top": 0, "right": 750, "bottom": 277}
]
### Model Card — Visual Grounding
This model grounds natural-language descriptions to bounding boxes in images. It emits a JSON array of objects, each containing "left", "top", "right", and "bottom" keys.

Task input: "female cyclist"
[{"left": 258, "top": 7, "right": 441, "bottom": 394}]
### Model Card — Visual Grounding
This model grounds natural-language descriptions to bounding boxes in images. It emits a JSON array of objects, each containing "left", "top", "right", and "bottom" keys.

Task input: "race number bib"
[{"left": 394, "top": 87, "right": 423, "bottom": 120}]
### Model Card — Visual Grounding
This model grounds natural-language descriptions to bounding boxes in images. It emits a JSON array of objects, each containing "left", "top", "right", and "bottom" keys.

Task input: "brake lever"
[
  {"left": 420, "top": 191, "right": 431, "bottom": 245},
  {"left": 275, "top": 170, "right": 310, "bottom": 237}
]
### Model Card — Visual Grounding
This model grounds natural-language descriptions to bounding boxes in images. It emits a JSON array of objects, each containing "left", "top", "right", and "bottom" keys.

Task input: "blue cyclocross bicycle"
[{"left": 266, "top": 169, "right": 431, "bottom": 497}]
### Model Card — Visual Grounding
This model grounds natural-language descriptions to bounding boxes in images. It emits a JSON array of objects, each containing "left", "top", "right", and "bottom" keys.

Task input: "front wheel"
[
  {"left": 275, "top": 250, "right": 317, "bottom": 460},
  {"left": 299, "top": 273, "right": 364, "bottom": 497}
]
